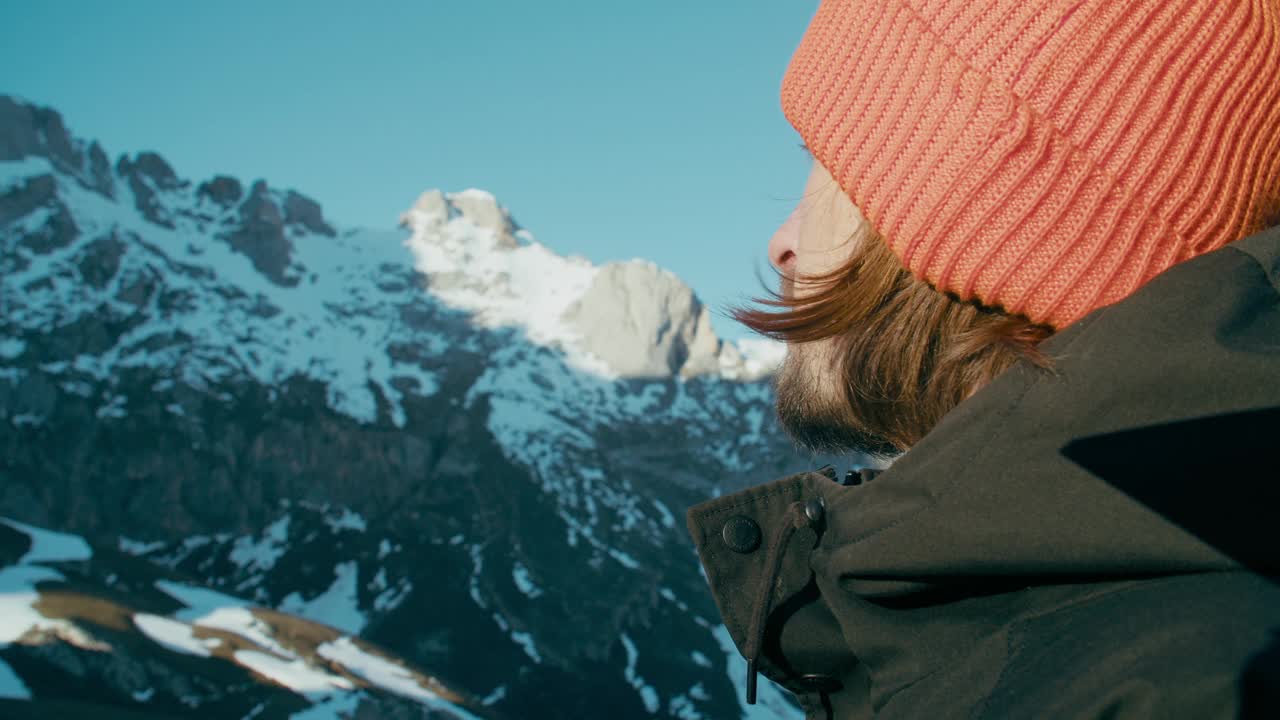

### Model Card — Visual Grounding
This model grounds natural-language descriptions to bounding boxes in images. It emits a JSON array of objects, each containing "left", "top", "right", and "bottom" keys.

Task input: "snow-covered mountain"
[
  {"left": 0, "top": 515, "right": 490, "bottom": 719},
  {"left": 0, "top": 94, "right": 841, "bottom": 719}
]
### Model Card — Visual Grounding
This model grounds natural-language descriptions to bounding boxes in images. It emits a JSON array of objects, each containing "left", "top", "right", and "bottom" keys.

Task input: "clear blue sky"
[{"left": 2, "top": 1, "right": 816, "bottom": 340}]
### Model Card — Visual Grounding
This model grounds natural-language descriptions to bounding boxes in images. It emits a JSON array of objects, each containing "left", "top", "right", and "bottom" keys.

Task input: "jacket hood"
[{"left": 812, "top": 224, "right": 1280, "bottom": 600}]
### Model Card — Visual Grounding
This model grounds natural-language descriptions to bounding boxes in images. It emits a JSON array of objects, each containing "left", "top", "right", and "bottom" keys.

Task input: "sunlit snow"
[
  {"left": 317, "top": 636, "right": 481, "bottom": 719},
  {"left": 133, "top": 613, "right": 221, "bottom": 657},
  {"left": 233, "top": 649, "right": 355, "bottom": 697}
]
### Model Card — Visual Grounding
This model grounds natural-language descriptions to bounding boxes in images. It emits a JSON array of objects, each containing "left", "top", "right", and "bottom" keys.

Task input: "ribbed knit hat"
[{"left": 782, "top": 0, "right": 1280, "bottom": 328}]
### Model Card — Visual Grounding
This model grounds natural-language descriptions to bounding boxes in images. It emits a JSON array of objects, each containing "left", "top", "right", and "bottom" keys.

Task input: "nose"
[{"left": 769, "top": 206, "right": 800, "bottom": 273}]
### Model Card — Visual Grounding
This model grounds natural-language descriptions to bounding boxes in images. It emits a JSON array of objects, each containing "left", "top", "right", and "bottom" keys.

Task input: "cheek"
[{"left": 794, "top": 222, "right": 853, "bottom": 278}]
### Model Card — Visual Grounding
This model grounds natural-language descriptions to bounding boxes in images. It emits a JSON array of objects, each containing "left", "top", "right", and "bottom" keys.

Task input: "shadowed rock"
[
  {"left": 223, "top": 180, "right": 297, "bottom": 286},
  {"left": 0, "top": 95, "right": 114, "bottom": 198},
  {"left": 0, "top": 96, "right": 77, "bottom": 167},
  {"left": 115, "top": 152, "right": 185, "bottom": 228},
  {"left": 196, "top": 175, "right": 243, "bottom": 208},
  {"left": 1, "top": 174, "right": 80, "bottom": 254},
  {"left": 0, "top": 174, "right": 57, "bottom": 225},
  {"left": 74, "top": 232, "right": 127, "bottom": 290},
  {"left": 283, "top": 190, "right": 335, "bottom": 237},
  {"left": 129, "top": 152, "right": 181, "bottom": 191}
]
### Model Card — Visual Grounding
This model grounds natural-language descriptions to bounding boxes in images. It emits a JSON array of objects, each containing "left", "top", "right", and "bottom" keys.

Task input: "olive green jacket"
[{"left": 688, "top": 224, "right": 1280, "bottom": 719}]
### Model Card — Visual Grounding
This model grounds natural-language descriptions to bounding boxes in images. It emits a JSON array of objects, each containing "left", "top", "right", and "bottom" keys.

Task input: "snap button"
[
  {"left": 721, "top": 515, "right": 762, "bottom": 554},
  {"left": 796, "top": 673, "right": 842, "bottom": 694},
  {"left": 803, "top": 497, "right": 825, "bottom": 526}
]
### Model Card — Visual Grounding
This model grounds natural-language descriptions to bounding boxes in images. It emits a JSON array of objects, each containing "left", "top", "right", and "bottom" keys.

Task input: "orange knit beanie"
[{"left": 782, "top": 0, "right": 1280, "bottom": 328}]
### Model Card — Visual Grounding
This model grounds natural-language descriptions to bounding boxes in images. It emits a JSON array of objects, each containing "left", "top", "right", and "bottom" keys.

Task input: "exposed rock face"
[
  {"left": 85, "top": 141, "right": 112, "bottom": 196},
  {"left": 450, "top": 190, "right": 520, "bottom": 248},
  {"left": 563, "top": 261, "right": 723, "bottom": 378},
  {"left": 0, "top": 96, "right": 78, "bottom": 167},
  {"left": 404, "top": 188, "right": 453, "bottom": 222},
  {"left": 1, "top": 173, "right": 57, "bottom": 224},
  {"left": 225, "top": 180, "right": 298, "bottom": 286},
  {"left": 1, "top": 174, "right": 79, "bottom": 254},
  {"left": 129, "top": 151, "right": 182, "bottom": 191},
  {"left": 116, "top": 152, "right": 184, "bottom": 227},
  {"left": 282, "top": 190, "right": 335, "bottom": 237},
  {"left": 0, "top": 96, "right": 114, "bottom": 198},
  {"left": 196, "top": 175, "right": 243, "bottom": 207},
  {"left": 74, "top": 232, "right": 128, "bottom": 290},
  {"left": 405, "top": 189, "right": 519, "bottom": 248}
]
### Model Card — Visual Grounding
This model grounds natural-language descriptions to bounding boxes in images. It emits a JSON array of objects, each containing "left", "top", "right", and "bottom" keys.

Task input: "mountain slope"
[
  {"left": 0, "top": 516, "right": 491, "bottom": 719},
  {"left": 0, "top": 94, "right": 838, "bottom": 719}
]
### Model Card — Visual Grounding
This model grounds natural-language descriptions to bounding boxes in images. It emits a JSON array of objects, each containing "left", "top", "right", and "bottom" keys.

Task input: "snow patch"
[
  {"left": 1, "top": 517, "right": 93, "bottom": 564},
  {"left": 317, "top": 636, "right": 483, "bottom": 719},
  {"left": 511, "top": 561, "right": 543, "bottom": 599},
  {"left": 279, "top": 561, "right": 366, "bottom": 634},
  {"left": 133, "top": 613, "right": 220, "bottom": 657},
  {"left": 322, "top": 506, "right": 367, "bottom": 533},
  {"left": 0, "top": 566, "right": 77, "bottom": 644},
  {"left": 155, "top": 580, "right": 295, "bottom": 658},
  {"left": 621, "top": 633, "right": 660, "bottom": 713},
  {"left": 651, "top": 499, "right": 676, "bottom": 530},
  {"left": 710, "top": 625, "right": 802, "bottom": 720},
  {"left": 733, "top": 338, "right": 786, "bottom": 377},
  {"left": 233, "top": 649, "right": 354, "bottom": 697},
  {"left": 230, "top": 514, "right": 291, "bottom": 573},
  {"left": 118, "top": 536, "right": 166, "bottom": 556},
  {"left": 510, "top": 630, "right": 542, "bottom": 664},
  {"left": 0, "top": 338, "right": 24, "bottom": 360}
]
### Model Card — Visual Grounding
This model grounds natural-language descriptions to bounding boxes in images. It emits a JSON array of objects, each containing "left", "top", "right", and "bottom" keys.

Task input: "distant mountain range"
[{"left": 0, "top": 94, "right": 851, "bottom": 719}]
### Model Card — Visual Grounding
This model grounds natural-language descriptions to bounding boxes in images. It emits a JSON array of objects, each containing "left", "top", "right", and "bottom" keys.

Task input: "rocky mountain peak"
[
  {"left": 117, "top": 151, "right": 183, "bottom": 191},
  {"left": 402, "top": 188, "right": 520, "bottom": 248},
  {"left": 0, "top": 95, "right": 113, "bottom": 198},
  {"left": 282, "top": 188, "right": 335, "bottom": 238},
  {"left": 196, "top": 174, "right": 244, "bottom": 207},
  {"left": 562, "top": 260, "right": 726, "bottom": 378}
]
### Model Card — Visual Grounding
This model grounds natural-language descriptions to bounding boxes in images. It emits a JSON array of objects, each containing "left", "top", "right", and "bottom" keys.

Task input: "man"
[{"left": 686, "top": 0, "right": 1280, "bottom": 717}]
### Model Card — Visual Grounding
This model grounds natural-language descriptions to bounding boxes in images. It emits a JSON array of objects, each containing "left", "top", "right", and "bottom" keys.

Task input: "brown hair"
[{"left": 734, "top": 225, "right": 1055, "bottom": 453}]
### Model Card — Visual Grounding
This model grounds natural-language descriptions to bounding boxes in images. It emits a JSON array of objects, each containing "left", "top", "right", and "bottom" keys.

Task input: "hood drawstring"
[{"left": 743, "top": 496, "right": 826, "bottom": 704}]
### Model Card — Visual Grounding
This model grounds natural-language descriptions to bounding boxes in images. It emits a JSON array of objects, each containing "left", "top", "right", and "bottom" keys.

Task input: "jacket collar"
[{"left": 688, "top": 224, "right": 1280, "bottom": 711}]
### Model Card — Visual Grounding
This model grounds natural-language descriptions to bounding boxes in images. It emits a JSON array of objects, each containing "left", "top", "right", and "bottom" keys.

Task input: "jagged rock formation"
[
  {"left": 404, "top": 189, "right": 520, "bottom": 249},
  {"left": 0, "top": 95, "right": 832, "bottom": 720},
  {"left": 564, "top": 261, "right": 727, "bottom": 378}
]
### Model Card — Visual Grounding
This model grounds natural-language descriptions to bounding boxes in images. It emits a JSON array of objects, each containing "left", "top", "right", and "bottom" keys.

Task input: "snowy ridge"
[
  {"left": 3, "top": 154, "right": 446, "bottom": 427},
  {"left": 3, "top": 157, "right": 779, "bottom": 432}
]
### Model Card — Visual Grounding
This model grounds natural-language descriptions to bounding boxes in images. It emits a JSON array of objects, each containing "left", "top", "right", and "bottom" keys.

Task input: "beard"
[{"left": 773, "top": 338, "right": 901, "bottom": 458}]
